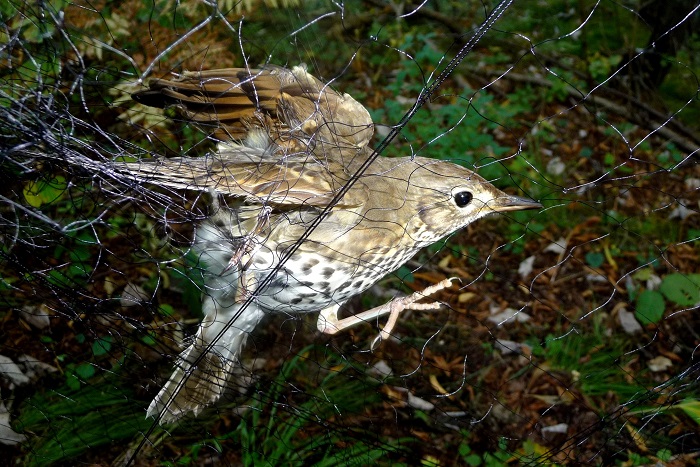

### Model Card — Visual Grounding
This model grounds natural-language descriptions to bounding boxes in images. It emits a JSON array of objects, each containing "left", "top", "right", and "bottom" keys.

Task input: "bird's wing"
[
  {"left": 119, "top": 152, "right": 367, "bottom": 208},
  {"left": 132, "top": 65, "right": 374, "bottom": 151}
]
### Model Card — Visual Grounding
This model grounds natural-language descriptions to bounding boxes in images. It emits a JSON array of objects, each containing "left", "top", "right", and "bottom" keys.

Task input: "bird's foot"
[
  {"left": 370, "top": 277, "right": 456, "bottom": 350},
  {"left": 317, "top": 278, "right": 456, "bottom": 350}
]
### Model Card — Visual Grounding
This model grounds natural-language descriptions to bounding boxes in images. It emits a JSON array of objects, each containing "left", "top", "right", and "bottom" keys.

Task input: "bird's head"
[{"left": 402, "top": 158, "right": 541, "bottom": 245}]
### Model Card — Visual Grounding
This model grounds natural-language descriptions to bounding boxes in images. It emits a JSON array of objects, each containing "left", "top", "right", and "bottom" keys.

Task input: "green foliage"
[
  {"left": 15, "top": 375, "right": 153, "bottom": 466},
  {"left": 14, "top": 346, "right": 400, "bottom": 465},
  {"left": 656, "top": 448, "right": 672, "bottom": 462},
  {"left": 369, "top": 46, "right": 541, "bottom": 189},
  {"left": 635, "top": 290, "right": 665, "bottom": 325},
  {"left": 675, "top": 399, "right": 700, "bottom": 425},
  {"left": 172, "top": 347, "right": 405, "bottom": 466},
  {"left": 627, "top": 397, "right": 700, "bottom": 440},
  {"left": 92, "top": 336, "right": 113, "bottom": 357},
  {"left": 141, "top": 332, "right": 157, "bottom": 346},
  {"left": 458, "top": 441, "right": 483, "bottom": 466},
  {"left": 533, "top": 315, "right": 649, "bottom": 400},
  {"left": 395, "top": 265, "right": 415, "bottom": 283},
  {"left": 635, "top": 273, "right": 700, "bottom": 325},
  {"left": 65, "top": 362, "right": 96, "bottom": 390},
  {"left": 626, "top": 452, "right": 653, "bottom": 466},
  {"left": 0, "top": 0, "right": 67, "bottom": 109},
  {"left": 658, "top": 273, "right": 700, "bottom": 306},
  {"left": 155, "top": 303, "right": 174, "bottom": 317},
  {"left": 22, "top": 175, "right": 67, "bottom": 208},
  {"left": 585, "top": 251, "right": 605, "bottom": 268},
  {"left": 45, "top": 229, "right": 100, "bottom": 286},
  {"left": 170, "top": 251, "right": 207, "bottom": 316},
  {"left": 533, "top": 308, "right": 699, "bottom": 463},
  {"left": 588, "top": 53, "right": 622, "bottom": 82},
  {"left": 456, "top": 432, "right": 557, "bottom": 467}
]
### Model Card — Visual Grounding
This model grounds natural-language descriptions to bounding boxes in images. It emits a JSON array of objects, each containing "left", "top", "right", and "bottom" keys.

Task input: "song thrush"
[{"left": 127, "top": 65, "right": 541, "bottom": 424}]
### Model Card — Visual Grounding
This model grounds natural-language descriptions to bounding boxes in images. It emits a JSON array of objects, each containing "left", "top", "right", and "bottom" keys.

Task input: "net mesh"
[{"left": 1, "top": 0, "right": 699, "bottom": 465}]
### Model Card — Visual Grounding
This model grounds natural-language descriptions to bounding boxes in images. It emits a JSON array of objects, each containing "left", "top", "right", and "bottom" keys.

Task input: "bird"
[{"left": 125, "top": 64, "right": 541, "bottom": 424}]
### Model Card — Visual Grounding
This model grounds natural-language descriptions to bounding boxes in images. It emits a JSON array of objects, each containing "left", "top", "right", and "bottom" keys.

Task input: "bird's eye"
[{"left": 454, "top": 191, "right": 473, "bottom": 207}]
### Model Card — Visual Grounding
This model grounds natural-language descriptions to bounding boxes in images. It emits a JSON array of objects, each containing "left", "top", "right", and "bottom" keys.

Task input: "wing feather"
[
  {"left": 132, "top": 65, "right": 374, "bottom": 149},
  {"left": 120, "top": 152, "right": 366, "bottom": 208}
]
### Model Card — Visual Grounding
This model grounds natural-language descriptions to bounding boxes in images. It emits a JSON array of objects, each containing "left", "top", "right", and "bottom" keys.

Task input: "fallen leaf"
[
  {"left": 647, "top": 356, "right": 672, "bottom": 372},
  {"left": 618, "top": 308, "right": 643, "bottom": 334},
  {"left": 0, "top": 355, "right": 30, "bottom": 386},
  {"left": 518, "top": 255, "right": 535, "bottom": 278},
  {"left": 407, "top": 392, "right": 434, "bottom": 411},
  {"left": 458, "top": 292, "right": 477, "bottom": 303},
  {"left": 429, "top": 374, "right": 448, "bottom": 395},
  {"left": 488, "top": 307, "right": 531, "bottom": 325},
  {"left": 20, "top": 304, "right": 51, "bottom": 330},
  {"left": 544, "top": 238, "right": 567, "bottom": 254},
  {"left": 0, "top": 400, "right": 26, "bottom": 446}
]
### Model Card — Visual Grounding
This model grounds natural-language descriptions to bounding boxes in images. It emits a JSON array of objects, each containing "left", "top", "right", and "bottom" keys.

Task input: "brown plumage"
[{"left": 128, "top": 65, "right": 540, "bottom": 424}]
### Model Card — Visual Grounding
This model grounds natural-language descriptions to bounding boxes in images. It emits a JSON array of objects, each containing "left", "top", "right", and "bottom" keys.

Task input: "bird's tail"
[
  {"left": 147, "top": 305, "right": 266, "bottom": 424},
  {"left": 146, "top": 342, "right": 234, "bottom": 424}
]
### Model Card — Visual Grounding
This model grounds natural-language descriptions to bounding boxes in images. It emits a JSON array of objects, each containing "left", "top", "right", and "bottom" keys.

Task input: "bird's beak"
[{"left": 491, "top": 194, "right": 542, "bottom": 212}]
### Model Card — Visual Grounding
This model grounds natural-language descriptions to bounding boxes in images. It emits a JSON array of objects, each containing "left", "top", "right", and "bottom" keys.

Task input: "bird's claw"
[{"left": 370, "top": 277, "right": 456, "bottom": 351}]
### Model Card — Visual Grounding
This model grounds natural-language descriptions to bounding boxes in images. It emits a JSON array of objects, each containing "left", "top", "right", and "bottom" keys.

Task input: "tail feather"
[
  {"left": 146, "top": 344, "right": 237, "bottom": 424},
  {"left": 147, "top": 305, "right": 266, "bottom": 424}
]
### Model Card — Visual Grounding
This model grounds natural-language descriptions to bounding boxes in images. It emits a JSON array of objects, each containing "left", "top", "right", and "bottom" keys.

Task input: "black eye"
[{"left": 454, "top": 191, "right": 473, "bottom": 207}]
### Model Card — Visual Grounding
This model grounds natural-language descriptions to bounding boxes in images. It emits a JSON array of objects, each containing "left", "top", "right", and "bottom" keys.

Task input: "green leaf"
[
  {"left": 656, "top": 448, "right": 672, "bottom": 462},
  {"left": 22, "top": 175, "right": 67, "bottom": 208},
  {"left": 38, "top": 332, "right": 54, "bottom": 342},
  {"left": 580, "top": 147, "right": 593, "bottom": 158},
  {"left": 75, "top": 363, "right": 95, "bottom": 380},
  {"left": 395, "top": 265, "right": 414, "bottom": 283},
  {"left": 46, "top": 268, "right": 71, "bottom": 287},
  {"left": 141, "top": 334, "right": 156, "bottom": 346},
  {"left": 65, "top": 372, "right": 80, "bottom": 390},
  {"left": 632, "top": 268, "right": 653, "bottom": 281},
  {"left": 659, "top": 273, "right": 700, "bottom": 306},
  {"left": 464, "top": 454, "right": 482, "bottom": 466},
  {"left": 635, "top": 290, "right": 665, "bottom": 325},
  {"left": 92, "top": 336, "right": 113, "bottom": 357},
  {"left": 585, "top": 252, "right": 604, "bottom": 268},
  {"left": 68, "top": 262, "right": 92, "bottom": 279},
  {"left": 158, "top": 304, "right": 175, "bottom": 317},
  {"left": 675, "top": 399, "right": 700, "bottom": 425}
]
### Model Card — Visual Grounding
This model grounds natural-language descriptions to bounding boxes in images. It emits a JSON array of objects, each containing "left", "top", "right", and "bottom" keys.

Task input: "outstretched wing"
[
  {"left": 119, "top": 151, "right": 367, "bottom": 208},
  {"left": 132, "top": 65, "right": 374, "bottom": 151}
]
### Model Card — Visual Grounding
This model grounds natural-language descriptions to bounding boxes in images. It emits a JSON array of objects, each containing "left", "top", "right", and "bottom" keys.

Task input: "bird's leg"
[{"left": 317, "top": 278, "right": 456, "bottom": 348}]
